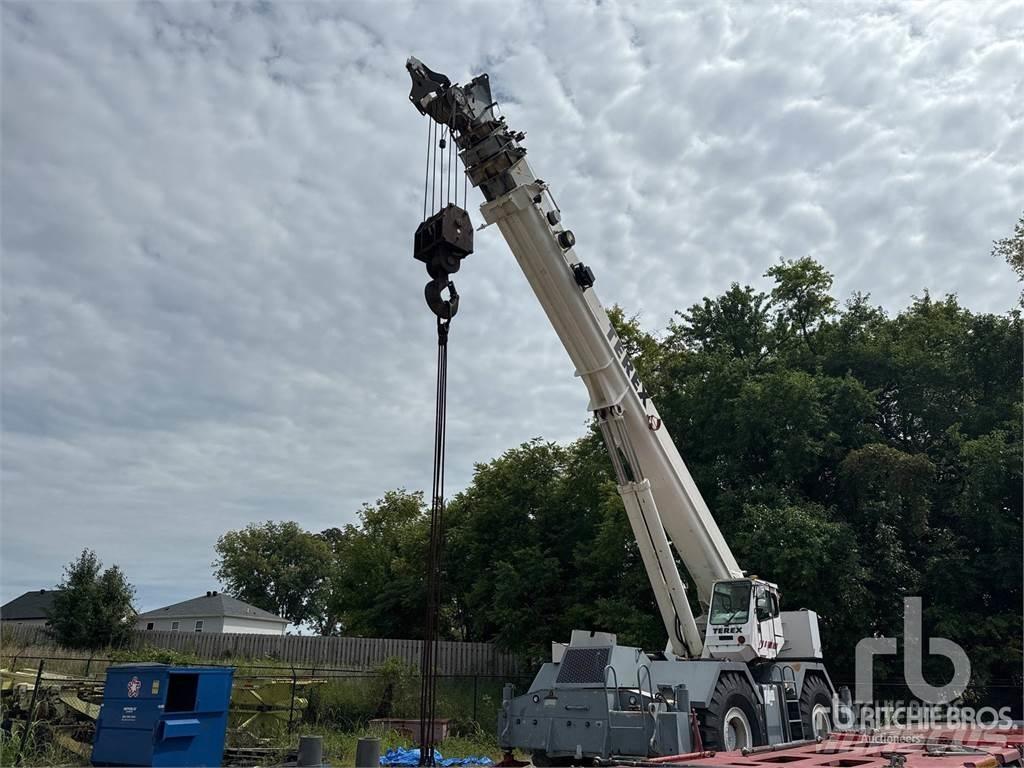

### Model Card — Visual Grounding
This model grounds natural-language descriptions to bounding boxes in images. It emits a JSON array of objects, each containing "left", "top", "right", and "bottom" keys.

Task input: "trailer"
[{"left": 597, "top": 728, "right": 1024, "bottom": 768}]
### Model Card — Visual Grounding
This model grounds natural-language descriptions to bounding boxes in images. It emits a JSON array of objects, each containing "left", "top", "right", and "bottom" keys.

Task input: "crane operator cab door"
[{"left": 703, "top": 579, "right": 784, "bottom": 662}]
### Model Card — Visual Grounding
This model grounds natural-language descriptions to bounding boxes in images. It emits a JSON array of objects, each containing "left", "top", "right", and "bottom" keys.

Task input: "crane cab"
[{"left": 702, "top": 579, "right": 784, "bottom": 662}]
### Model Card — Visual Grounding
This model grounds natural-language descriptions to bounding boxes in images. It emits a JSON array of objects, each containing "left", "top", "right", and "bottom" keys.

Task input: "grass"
[
  {"left": 0, "top": 720, "right": 91, "bottom": 767},
  {"left": 0, "top": 724, "right": 512, "bottom": 768},
  {"left": 0, "top": 644, "right": 532, "bottom": 767},
  {"left": 251, "top": 724, "right": 513, "bottom": 767},
  {"left": 0, "top": 722, "right": 512, "bottom": 768}
]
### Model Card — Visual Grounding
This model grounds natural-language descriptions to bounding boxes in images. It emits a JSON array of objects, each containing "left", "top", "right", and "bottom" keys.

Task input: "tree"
[
  {"left": 669, "top": 283, "right": 775, "bottom": 364},
  {"left": 567, "top": 471, "right": 664, "bottom": 651},
  {"left": 732, "top": 502, "right": 867, "bottom": 674},
  {"left": 213, "top": 521, "right": 331, "bottom": 629},
  {"left": 765, "top": 256, "right": 837, "bottom": 351},
  {"left": 323, "top": 490, "right": 431, "bottom": 638},
  {"left": 213, "top": 252, "right": 1021, "bottom": 695},
  {"left": 606, "top": 306, "right": 665, "bottom": 382},
  {"left": 445, "top": 440, "right": 577, "bottom": 651},
  {"left": 992, "top": 212, "right": 1023, "bottom": 281},
  {"left": 314, "top": 528, "right": 349, "bottom": 635},
  {"left": 49, "top": 549, "right": 136, "bottom": 649}
]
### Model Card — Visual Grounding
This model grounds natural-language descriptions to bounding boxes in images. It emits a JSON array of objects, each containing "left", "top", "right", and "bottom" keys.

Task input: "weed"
[{"left": 0, "top": 721, "right": 89, "bottom": 767}]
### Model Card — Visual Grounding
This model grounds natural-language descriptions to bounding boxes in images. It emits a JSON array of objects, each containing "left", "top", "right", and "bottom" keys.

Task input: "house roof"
[
  {"left": 1, "top": 589, "right": 62, "bottom": 620},
  {"left": 137, "top": 592, "right": 287, "bottom": 624}
]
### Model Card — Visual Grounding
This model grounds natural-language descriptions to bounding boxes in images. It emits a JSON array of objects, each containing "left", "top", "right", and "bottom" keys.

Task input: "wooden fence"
[{"left": 0, "top": 624, "right": 523, "bottom": 676}]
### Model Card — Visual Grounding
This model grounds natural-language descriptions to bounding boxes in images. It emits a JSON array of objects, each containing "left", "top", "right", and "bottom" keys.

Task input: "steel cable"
[
  {"left": 419, "top": 317, "right": 450, "bottom": 767},
  {"left": 423, "top": 119, "right": 431, "bottom": 220}
]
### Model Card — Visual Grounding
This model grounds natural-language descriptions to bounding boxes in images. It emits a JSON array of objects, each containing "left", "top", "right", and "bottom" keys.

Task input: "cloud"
[{"left": 2, "top": 0, "right": 1021, "bottom": 609}]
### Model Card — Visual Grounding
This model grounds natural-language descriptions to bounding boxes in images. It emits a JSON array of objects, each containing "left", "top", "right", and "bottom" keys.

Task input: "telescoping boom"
[{"left": 406, "top": 57, "right": 744, "bottom": 658}]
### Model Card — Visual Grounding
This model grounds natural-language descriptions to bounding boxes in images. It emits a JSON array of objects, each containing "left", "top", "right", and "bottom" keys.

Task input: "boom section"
[{"left": 407, "top": 59, "right": 743, "bottom": 657}]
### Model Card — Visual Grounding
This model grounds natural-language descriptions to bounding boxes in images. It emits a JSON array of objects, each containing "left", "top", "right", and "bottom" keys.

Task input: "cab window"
[
  {"left": 755, "top": 588, "right": 781, "bottom": 621},
  {"left": 755, "top": 590, "right": 771, "bottom": 622},
  {"left": 710, "top": 581, "right": 751, "bottom": 625}
]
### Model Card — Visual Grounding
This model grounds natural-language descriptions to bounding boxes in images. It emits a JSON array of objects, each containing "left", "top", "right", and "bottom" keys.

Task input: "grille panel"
[{"left": 555, "top": 647, "right": 611, "bottom": 684}]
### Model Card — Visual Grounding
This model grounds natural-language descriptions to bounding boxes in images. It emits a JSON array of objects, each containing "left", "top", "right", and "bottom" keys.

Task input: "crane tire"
[
  {"left": 798, "top": 675, "right": 834, "bottom": 739},
  {"left": 699, "top": 673, "right": 765, "bottom": 751}
]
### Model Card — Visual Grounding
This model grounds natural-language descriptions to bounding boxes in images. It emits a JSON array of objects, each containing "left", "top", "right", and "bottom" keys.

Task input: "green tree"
[
  {"left": 568, "top": 475, "right": 664, "bottom": 651},
  {"left": 445, "top": 440, "right": 577, "bottom": 651},
  {"left": 606, "top": 305, "right": 665, "bottom": 381},
  {"left": 49, "top": 549, "right": 136, "bottom": 650},
  {"left": 324, "top": 490, "right": 431, "bottom": 638},
  {"left": 213, "top": 521, "right": 331, "bottom": 629},
  {"left": 476, "top": 257, "right": 1016, "bottom": 690},
  {"left": 732, "top": 502, "right": 867, "bottom": 673},
  {"left": 215, "top": 253, "right": 1021, "bottom": 696},
  {"left": 992, "top": 212, "right": 1023, "bottom": 281},
  {"left": 619, "top": 255, "right": 1017, "bottom": 687},
  {"left": 669, "top": 283, "right": 776, "bottom": 364},
  {"left": 766, "top": 256, "right": 837, "bottom": 347}
]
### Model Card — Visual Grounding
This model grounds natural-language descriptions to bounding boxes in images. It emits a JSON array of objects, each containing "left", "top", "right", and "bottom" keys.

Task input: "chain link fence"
[{"left": 0, "top": 650, "right": 537, "bottom": 737}]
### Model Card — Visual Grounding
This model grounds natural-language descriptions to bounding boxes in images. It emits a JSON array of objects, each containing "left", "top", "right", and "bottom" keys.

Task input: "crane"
[{"left": 406, "top": 58, "right": 836, "bottom": 761}]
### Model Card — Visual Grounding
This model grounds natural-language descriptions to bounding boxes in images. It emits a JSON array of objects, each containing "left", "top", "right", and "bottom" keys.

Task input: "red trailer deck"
[{"left": 614, "top": 729, "right": 1024, "bottom": 768}]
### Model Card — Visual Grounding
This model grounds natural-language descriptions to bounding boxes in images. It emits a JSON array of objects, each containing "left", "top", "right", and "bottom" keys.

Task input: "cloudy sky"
[{"left": 1, "top": 1, "right": 1021, "bottom": 611}]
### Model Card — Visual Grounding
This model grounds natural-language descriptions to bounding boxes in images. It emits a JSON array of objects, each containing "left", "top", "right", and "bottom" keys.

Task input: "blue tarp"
[{"left": 380, "top": 747, "right": 494, "bottom": 767}]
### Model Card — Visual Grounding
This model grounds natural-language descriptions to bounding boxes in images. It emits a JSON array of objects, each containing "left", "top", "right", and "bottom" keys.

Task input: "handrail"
[
  {"left": 603, "top": 665, "right": 621, "bottom": 713},
  {"left": 638, "top": 664, "right": 658, "bottom": 751}
]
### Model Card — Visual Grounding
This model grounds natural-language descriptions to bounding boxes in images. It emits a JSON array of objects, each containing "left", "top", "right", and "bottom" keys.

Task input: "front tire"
[
  {"left": 700, "top": 673, "right": 765, "bottom": 751},
  {"left": 798, "top": 675, "right": 833, "bottom": 739}
]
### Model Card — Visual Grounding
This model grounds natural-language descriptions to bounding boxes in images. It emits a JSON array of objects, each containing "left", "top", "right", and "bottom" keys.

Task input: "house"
[
  {"left": 135, "top": 591, "right": 287, "bottom": 635},
  {"left": 0, "top": 589, "right": 62, "bottom": 626}
]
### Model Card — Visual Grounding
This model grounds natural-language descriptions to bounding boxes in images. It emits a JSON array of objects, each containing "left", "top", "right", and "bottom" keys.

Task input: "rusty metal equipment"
[
  {"left": 1, "top": 663, "right": 325, "bottom": 764},
  {"left": 1, "top": 665, "right": 102, "bottom": 760},
  {"left": 229, "top": 675, "right": 324, "bottom": 736}
]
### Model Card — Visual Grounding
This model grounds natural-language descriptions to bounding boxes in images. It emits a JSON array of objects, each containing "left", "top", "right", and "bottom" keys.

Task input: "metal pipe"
[
  {"left": 14, "top": 660, "right": 45, "bottom": 766},
  {"left": 690, "top": 709, "right": 703, "bottom": 753},
  {"left": 962, "top": 759, "right": 999, "bottom": 768},
  {"left": 287, "top": 666, "right": 298, "bottom": 732},
  {"left": 647, "top": 750, "right": 717, "bottom": 763},
  {"left": 740, "top": 737, "right": 819, "bottom": 755},
  {"left": 473, "top": 675, "right": 479, "bottom": 723},
  {"left": 596, "top": 755, "right": 714, "bottom": 768}
]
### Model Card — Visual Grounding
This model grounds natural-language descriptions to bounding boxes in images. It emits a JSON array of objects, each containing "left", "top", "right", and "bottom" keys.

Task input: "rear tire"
[
  {"left": 700, "top": 673, "right": 765, "bottom": 751},
  {"left": 798, "top": 675, "right": 834, "bottom": 739}
]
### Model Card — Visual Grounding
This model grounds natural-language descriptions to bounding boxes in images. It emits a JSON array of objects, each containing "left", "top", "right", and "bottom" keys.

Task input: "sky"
[{"left": 1, "top": 1, "right": 1021, "bottom": 611}]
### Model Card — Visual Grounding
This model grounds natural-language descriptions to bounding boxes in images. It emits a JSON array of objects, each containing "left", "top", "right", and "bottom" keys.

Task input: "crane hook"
[
  {"left": 425, "top": 278, "right": 460, "bottom": 320},
  {"left": 414, "top": 204, "right": 472, "bottom": 322}
]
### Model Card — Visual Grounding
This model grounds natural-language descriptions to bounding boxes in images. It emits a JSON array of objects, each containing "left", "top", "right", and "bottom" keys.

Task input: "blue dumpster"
[{"left": 91, "top": 663, "right": 234, "bottom": 767}]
